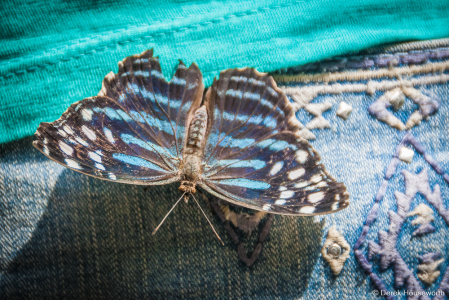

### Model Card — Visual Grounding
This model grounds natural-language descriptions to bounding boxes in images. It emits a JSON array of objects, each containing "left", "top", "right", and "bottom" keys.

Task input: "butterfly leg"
[{"left": 196, "top": 187, "right": 214, "bottom": 215}]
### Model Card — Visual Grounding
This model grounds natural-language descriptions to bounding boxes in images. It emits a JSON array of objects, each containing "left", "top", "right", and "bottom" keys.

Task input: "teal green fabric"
[{"left": 1, "top": 0, "right": 449, "bottom": 144}]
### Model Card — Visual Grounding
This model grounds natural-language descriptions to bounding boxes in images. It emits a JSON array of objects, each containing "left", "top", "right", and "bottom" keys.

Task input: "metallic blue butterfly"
[{"left": 34, "top": 49, "right": 349, "bottom": 217}]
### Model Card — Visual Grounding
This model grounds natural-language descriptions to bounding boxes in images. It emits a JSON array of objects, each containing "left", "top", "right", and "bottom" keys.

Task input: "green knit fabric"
[{"left": 1, "top": 0, "right": 449, "bottom": 144}]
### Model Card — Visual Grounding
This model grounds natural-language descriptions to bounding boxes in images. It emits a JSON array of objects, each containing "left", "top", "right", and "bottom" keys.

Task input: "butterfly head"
[
  {"left": 179, "top": 181, "right": 197, "bottom": 194},
  {"left": 179, "top": 153, "right": 202, "bottom": 195}
]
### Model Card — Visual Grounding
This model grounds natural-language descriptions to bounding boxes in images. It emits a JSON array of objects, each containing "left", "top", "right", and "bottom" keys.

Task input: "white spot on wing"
[
  {"left": 275, "top": 200, "right": 286, "bottom": 205},
  {"left": 95, "top": 163, "right": 106, "bottom": 170},
  {"left": 262, "top": 204, "right": 271, "bottom": 211},
  {"left": 81, "top": 108, "right": 93, "bottom": 121},
  {"left": 59, "top": 141, "right": 73, "bottom": 156},
  {"left": 288, "top": 168, "right": 305, "bottom": 180},
  {"left": 104, "top": 127, "right": 115, "bottom": 144},
  {"left": 108, "top": 173, "right": 117, "bottom": 180},
  {"left": 295, "top": 150, "right": 308, "bottom": 163},
  {"left": 298, "top": 206, "right": 315, "bottom": 214},
  {"left": 134, "top": 70, "right": 150, "bottom": 77},
  {"left": 58, "top": 130, "right": 67, "bottom": 137},
  {"left": 172, "top": 76, "right": 186, "bottom": 85},
  {"left": 230, "top": 76, "right": 247, "bottom": 82},
  {"left": 294, "top": 181, "right": 309, "bottom": 188},
  {"left": 63, "top": 125, "right": 74, "bottom": 135},
  {"left": 332, "top": 202, "right": 339, "bottom": 211},
  {"left": 82, "top": 125, "right": 97, "bottom": 141},
  {"left": 43, "top": 145, "right": 50, "bottom": 155},
  {"left": 65, "top": 159, "right": 82, "bottom": 169},
  {"left": 310, "top": 174, "right": 322, "bottom": 183},
  {"left": 248, "top": 78, "right": 265, "bottom": 86},
  {"left": 151, "top": 69, "right": 165, "bottom": 79},
  {"left": 76, "top": 137, "right": 89, "bottom": 146},
  {"left": 308, "top": 192, "right": 325, "bottom": 203},
  {"left": 225, "top": 89, "right": 243, "bottom": 98},
  {"left": 267, "top": 87, "right": 278, "bottom": 97},
  {"left": 188, "top": 82, "right": 198, "bottom": 90},
  {"left": 270, "top": 161, "right": 284, "bottom": 176},
  {"left": 279, "top": 191, "right": 294, "bottom": 199},
  {"left": 278, "top": 186, "right": 287, "bottom": 191},
  {"left": 88, "top": 152, "right": 102, "bottom": 163},
  {"left": 243, "top": 92, "right": 260, "bottom": 101},
  {"left": 315, "top": 181, "right": 328, "bottom": 187}
]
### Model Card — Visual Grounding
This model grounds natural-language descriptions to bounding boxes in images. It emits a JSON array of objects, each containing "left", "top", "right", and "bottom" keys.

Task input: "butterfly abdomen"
[{"left": 179, "top": 105, "right": 208, "bottom": 194}]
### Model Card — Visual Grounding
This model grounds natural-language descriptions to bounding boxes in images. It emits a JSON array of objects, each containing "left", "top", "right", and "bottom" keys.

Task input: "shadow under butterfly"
[{"left": 33, "top": 49, "right": 349, "bottom": 265}]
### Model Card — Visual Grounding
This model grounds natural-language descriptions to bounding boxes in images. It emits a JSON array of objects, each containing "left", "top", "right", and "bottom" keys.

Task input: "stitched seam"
[
  {"left": 281, "top": 73, "right": 449, "bottom": 100},
  {"left": 274, "top": 60, "right": 449, "bottom": 83},
  {"left": 274, "top": 46, "right": 449, "bottom": 75},
  {"left": 0, "top": 1, "right": 303, "bottom": 80},
  {"left": 362, "top": 37, "right": 449, "bottom": 54}
]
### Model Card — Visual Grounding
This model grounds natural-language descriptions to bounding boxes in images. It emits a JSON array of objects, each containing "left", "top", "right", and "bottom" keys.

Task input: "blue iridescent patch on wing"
[{"left": 112, "top": 153, "right": 166, "bottom": 171}]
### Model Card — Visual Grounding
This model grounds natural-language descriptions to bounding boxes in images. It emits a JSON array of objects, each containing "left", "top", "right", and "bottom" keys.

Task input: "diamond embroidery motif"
[
  {"left": 368, "top": 87, "right": 440, "bottom": 131},
  {"left": 321, "top": 226, "right": 350, "bottom": 275}
]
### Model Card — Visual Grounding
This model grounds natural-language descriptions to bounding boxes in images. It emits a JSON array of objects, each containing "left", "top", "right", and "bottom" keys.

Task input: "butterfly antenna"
[
  {"left": 152, "top": 191, "right": 186, "bottom": 235},
  {"left": 191, "top": 193, "right": 224, "bottom": 245}
]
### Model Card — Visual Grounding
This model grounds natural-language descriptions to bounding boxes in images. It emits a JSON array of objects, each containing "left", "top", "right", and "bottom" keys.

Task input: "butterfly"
[{"left": 33, "top": 49, "right": 349, "bottom": 239}]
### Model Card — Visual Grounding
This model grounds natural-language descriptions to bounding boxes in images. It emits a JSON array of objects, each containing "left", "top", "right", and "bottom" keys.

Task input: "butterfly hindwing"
[
  {"left": 34, "top": 50, "right": 204, "bottom": 185},
  {"left": 200, "top": 69, "right": 349, "bottom": 215}
]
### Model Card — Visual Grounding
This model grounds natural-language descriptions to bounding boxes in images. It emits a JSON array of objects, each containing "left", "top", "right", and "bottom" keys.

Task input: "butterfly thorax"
[{"left": 179, "top": 106, "right": 208, "bottom": 194}]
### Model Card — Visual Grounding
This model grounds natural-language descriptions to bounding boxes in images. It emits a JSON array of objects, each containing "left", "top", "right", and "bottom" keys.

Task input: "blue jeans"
[{"left": 1, "top": 39, "right": 449, "bottom": 299}]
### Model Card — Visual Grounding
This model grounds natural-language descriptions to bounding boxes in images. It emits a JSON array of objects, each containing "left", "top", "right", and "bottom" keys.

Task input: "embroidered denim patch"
[{"left": 1, "top": 39, "right": 448, "bottom": 299}]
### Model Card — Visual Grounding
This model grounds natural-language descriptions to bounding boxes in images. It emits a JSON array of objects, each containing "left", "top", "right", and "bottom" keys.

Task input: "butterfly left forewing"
[
  {"left": 34, "top": 96, "right": 179, "bottom": 184},
  {"left": 200, "top": 69, "right": 349, "bottom": 215}
]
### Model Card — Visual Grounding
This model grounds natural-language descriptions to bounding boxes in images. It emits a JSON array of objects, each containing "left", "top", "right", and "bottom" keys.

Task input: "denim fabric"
[{"left": 1, "top": 40, "right": 448, "bottom": 299}]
